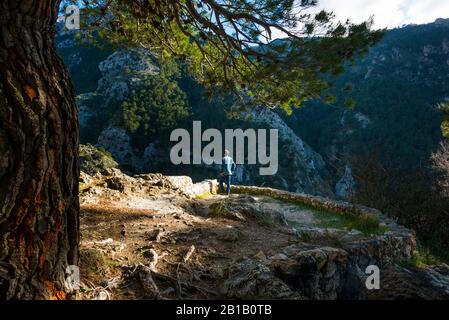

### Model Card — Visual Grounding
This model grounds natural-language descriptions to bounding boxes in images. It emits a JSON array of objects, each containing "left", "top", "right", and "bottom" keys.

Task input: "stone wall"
[
  {"left": 230, "top": 185, "right": 409, "bottom": 231},
  {"left": 185, "top": 183, "right": 417, "bottom": 300}
]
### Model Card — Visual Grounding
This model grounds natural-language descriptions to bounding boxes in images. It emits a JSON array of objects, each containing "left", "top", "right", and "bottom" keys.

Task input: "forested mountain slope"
[
  {"left": 291, "top": 18, "right": 449, "bottom": 172},
  {"left": 58, "top": 19, "right": 448, "bottom": 195}
]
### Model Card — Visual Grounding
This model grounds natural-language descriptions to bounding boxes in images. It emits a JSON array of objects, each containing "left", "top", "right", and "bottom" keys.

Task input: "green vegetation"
[
  {"left": 208, "top": 200, "right": 249, "bottom": 222},
  {"left": 210, "top": 201, "right": 225, "bottom": 218},
  {"left": 253, "top": 211, "right": 278, "bottom": 228},
  {"left": 311, "top": 207, "right": 387, "bottom": 236},
  {"left": 290, "top": 23, "right": 449, "bottom": 169},
  {"left": 285, "top": 22, "right": 449, "bottom": 257},
  {"left": 64, "top": 0, "right": 381, "bottom": 113},
  {"left": 79, "top": 143, "right": 118, "bottom": 175},
  {"left": 58, "top": 0, "right": 382, "bottom": 181},
  {"left": 195, "top": 192, "right": 212, "bottom": 200},
  {"left": 58, "top": 3, "right": 449, "bottom": 264},
  {"left": 436, "top": 101, "right": 449, "bottom": 139},
  {"left": 232, "top": 187, "right": 385, "bottom": 235},
  {"left": 283, "top": 198, "right": 385, "bottom": 236},
  {"left": 121, "top": 74, "right": 189, "bottom": 148},
  {"left": 400, "top": 244, "right": 445, "bottom": 268},
  {"left": 56, "top": 34, "right": 113, "bottom": 94},
  {"left": 79, "top": 248, "right": 114, "bottom": 279}
]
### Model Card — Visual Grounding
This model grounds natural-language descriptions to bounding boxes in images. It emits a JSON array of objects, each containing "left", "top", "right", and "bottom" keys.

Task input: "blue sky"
[{"left": 316, "top": 0, "right": 449, "bottom": 29}]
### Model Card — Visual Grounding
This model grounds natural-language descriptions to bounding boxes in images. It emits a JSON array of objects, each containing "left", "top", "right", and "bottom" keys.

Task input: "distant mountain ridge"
[
  {"left": 435, "top": 18, "right": 449, "bottom": 25},
  {"left": 289, "top": 18, "right": 449, "bottom": 178}
]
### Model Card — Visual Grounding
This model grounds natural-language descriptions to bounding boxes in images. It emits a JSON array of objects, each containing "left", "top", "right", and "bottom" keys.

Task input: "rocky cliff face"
[
  {"left": 57, "top": 33, "right": 334, "bottom": 197},
  {"left": 250, "top": 107, "right": 333, "bottom": 196},
  {"left": 75, "top": 48, "right": 162, "bottom": 172}
]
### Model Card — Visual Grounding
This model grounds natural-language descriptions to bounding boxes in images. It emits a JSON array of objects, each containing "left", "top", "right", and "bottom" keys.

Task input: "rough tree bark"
[{"left": 0, "top": 0, "right": 79, "bottom": 299}]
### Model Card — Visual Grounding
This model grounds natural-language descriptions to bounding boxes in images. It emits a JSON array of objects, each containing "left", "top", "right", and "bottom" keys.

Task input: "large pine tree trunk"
[{"left": 0, "top": 0, "right": 79, "bottom": 299}]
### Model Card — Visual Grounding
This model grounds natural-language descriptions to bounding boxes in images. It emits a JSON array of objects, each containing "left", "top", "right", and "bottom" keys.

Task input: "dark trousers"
[{"left": 219, "top": 175, "right": 232, "bottom": 195}]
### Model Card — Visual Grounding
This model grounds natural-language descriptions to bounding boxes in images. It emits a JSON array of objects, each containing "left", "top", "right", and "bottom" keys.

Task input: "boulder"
[
  {"left": 165, "top": 176, "right": 218, "bottom": 198},
  {"left": 221, "top": 257, "right": 303, "bottom": 300}
]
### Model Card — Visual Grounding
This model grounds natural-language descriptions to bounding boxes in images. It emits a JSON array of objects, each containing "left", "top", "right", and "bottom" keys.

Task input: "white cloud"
[{"left": 316, "top": 0, "right": 449, "bottom": 29}]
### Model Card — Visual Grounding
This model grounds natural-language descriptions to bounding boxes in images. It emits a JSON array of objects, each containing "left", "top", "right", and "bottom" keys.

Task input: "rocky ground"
[{"left": 76, "top": 169, "right": 449, "bottom": 300}]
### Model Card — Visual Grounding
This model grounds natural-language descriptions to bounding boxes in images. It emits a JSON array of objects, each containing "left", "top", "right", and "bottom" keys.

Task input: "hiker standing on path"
[{"left": 220, "top": 150, "right": 236, "bottom": 195}]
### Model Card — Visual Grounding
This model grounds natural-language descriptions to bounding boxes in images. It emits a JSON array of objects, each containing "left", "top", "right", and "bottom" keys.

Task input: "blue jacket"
[{"left": 222, "top": 156, "right": 236, "bottom": 176}]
